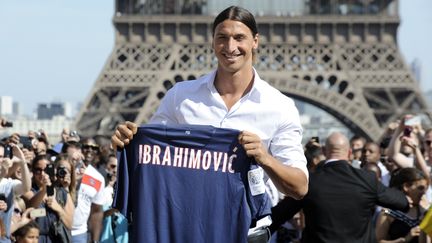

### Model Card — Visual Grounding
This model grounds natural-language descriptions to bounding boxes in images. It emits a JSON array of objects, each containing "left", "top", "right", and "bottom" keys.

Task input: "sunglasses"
[
  {"left": 82, "top": 144, "right": 99, "bottom": 151},
  {"left": 426, "top": 140, "right": 432, "bottom": 146},
  {"left": 108, "top": 164, "right": 117, "bottom": 169},
  {"left": 417, "top": 185, "right": 427, "bottom": 191},
  {"left": 14, "top": 208, "right": 22, "bottom": 215},
  {"left": 33, "top": 168, "right": 45, "bottom": 175}
]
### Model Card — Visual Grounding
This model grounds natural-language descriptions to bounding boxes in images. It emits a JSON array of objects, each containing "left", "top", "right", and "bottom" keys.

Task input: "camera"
[
  {"left": 70, "top": 131, "right": 78, "bottom": 137},
  {"left": 19, "top": 136, "right": 34, "bottom": 150},
  {"left": 56, "top": 166, "right": 68, "bottom": 178},
  {"left": 4, "top": 145, "right": 13, "bottom": 159},
  {"left": 45, "top": 164, "right": 55, "bottom": 178},
  {"left": 2, "top": 121, "right": 13, "bottom": 127},
  {"left": 46, "top": 186, "right": 54, "bottom": 197},
  {"left": 403, "top": 127, "right": 412, "bottom": 137}
]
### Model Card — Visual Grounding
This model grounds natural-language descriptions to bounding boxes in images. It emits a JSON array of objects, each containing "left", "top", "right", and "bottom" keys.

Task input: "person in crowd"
[
  {"left": 61, "top": 141, "right": 84, "bottom": 181},
  {"left": 10, "top": 197, "right": 33, "bottom": 235},
  {"left": 52, "top": 128, "right": 71, "bottom": 154},
  {"left": 387, "top": 116, "right": 427, "bottom": 169},
  {"left": 350, "top": 135, "right": 366, "bottom": 168},
  {"left": 304, "top": 137, "right": 325, "bottom": 172},
  {"left": 0, "top": 143, "right": 32, "bottom": 242},
  {"left": 387, "top": 116, "right": 430, "bottom": 206},
  {"left": 22, "top": 155, "right": 74, "bottom": 242},
  {"left": 93, "top": 135, "right": 113, "bottom": 169},
  {"left": 363, "top": 161, "right": 382, "bottom": 181},
  {"left": 13, "top": 221, "right": 40, "bottom": 243},
  {"left": 54, "top": 154, "right": 77, "bottom": 205},
  {"left": 81, "top": 138, "right": 106, "bottom": 178},
  {"left": 361, "top": 141, "right": 391, "bottom": 186},
  {"left": 270, "top": 132, "right": 409, "bottom": 243},
  {"left": 71, "top": 137, "right": 105, "bottom": 243},
  {"left": 34, "top": 137, "right": 49, "bottom": 157},
  {"left": 376, "top": 167, "right": 429, "bottom": 243}
]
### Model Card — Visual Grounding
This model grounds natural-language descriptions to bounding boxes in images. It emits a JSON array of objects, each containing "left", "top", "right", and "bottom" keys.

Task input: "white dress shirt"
[{"left": 150, "top": 68, "right": 308, "bottom": 178}]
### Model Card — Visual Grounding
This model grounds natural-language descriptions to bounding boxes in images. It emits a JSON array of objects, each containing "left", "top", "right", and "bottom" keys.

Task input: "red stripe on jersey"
[{"left": 81, "top": 174, "right": 102, "bottom": 191}]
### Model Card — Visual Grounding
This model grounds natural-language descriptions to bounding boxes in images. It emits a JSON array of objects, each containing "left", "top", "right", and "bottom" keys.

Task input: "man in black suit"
[{"left": 269, "top": 132, "right": 409, "bottom": 243}]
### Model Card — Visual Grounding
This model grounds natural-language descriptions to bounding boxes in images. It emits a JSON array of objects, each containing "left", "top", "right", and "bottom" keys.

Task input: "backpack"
[{"left": 100, "top": 208, "right": 129, "bottom": 243}]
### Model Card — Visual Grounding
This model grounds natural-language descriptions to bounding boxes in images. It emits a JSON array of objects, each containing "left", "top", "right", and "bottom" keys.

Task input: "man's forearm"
[
  {"left": 261, "top": 156, "right": 308, "bottom": 199},
  {"left": 89, "top": 204, "right": 103, "bottom": 241}
]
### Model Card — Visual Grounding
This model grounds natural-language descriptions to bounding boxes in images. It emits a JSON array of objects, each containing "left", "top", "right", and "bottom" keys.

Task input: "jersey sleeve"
[{"left": 113, "top": 149, "right": 130, "bottom": 217}]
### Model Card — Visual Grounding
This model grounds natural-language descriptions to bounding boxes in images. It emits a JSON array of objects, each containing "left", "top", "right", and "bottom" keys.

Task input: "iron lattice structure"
[{"left": 75, "top": 0, "right": 431, "bottom": 142}]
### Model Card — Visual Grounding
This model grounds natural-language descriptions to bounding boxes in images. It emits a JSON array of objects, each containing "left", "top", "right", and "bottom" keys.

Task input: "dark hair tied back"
[{"left": 212, "top": 6, "right": 258, "bottom": 37}]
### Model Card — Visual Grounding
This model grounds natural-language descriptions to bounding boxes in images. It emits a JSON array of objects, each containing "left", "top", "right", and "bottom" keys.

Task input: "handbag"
[
  {"left": 49, "top": 220, "right": 72, "bottom": 243},
  {"left": 48, "top": 187, "right": 72, "bottom": 243}
]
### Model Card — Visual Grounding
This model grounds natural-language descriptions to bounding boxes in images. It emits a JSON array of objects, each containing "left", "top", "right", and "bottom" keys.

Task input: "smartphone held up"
[{"left": 403, "top": 116, "right": 421, "bottom": 137}]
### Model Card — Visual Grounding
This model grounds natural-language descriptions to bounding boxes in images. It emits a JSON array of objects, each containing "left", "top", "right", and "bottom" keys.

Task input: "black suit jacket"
[{"left": 270, "top": 160, "right": 408, "bottom": 243}]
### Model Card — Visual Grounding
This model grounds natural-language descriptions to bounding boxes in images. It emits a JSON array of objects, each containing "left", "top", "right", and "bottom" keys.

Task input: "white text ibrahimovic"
[{"left": 138, "top": 144, "right": 237, "bottom": 173}]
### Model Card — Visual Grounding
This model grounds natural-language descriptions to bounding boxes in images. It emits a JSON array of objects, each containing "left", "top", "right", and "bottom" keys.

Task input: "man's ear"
[
  {"left": 253, "top": 33, "right": 259, "bottom": 49},
  {"left": 402, "top": 183, "right": 410, "bottom": 193}
]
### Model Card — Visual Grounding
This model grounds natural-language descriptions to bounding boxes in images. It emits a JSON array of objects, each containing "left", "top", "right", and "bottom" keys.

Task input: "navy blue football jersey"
[{"left": 113, "top": 124, "right": 271, "bottom": 243}]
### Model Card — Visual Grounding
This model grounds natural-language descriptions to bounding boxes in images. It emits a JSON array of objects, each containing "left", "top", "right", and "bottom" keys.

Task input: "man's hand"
[
  {"left": 46, "top": 195, "right": 62, "bottom": 213},
  {"left": 11, "top": 145, "right": 26, "bottom": 164},
  {"left": 111, "top": 121, "right": 138, "bottom": 151},
  {"left": 0, "top": 200, "right": 7, "bottom": 212},
  {"left": 238, "top": 131, "right": 270, "bottom": 166},
  {"left": 7, "top": 133, "right": 20, "bottom": 145}
]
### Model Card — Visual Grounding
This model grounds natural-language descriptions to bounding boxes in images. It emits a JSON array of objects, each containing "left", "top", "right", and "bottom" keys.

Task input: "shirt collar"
[
  {"left": 324, "top": 159, "right": 340, "bottom": 164},
  {"left": 205, "top": 68, "right": 263, "bottom": 101}
]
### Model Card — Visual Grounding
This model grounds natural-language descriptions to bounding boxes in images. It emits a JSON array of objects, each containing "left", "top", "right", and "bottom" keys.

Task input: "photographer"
[
  {"left": 0, "top": 143, "right": 31, "bottom": 242},
  {"left": 54, "top": 154, "right": 77, "bottom": 205},
  {"left": 21, "top": 155, "right": 74, "bottom": 242}
]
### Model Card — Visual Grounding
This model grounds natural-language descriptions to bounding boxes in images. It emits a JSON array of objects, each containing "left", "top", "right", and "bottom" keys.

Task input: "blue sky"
[{"left": 0, "top": 0, "right": 431, "bottom": 115}]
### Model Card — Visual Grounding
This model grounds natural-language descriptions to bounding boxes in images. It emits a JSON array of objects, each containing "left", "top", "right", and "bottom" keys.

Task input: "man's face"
[
  {"left": 61, "top": 128, "right": 70, "bottom": 142},
  {"left": 212, "top": 20, "right": 258, "bottom": 74},
  {"left": 350, "top": 139, "right": 364, "bottom": 160},
  {"left": 36, "top": 142, "right": 47, "bottom": 156},
  {"left": 82, "top": 141, "right": 99, "bottom": 164},
  {"left": 361, "top": 143, "right": 381, "bottom": 163}
]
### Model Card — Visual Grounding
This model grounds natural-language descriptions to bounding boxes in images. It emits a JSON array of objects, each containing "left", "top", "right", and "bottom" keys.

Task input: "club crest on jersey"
[{"left": 81, "top": 174, "right": 102, "bottom": 191}]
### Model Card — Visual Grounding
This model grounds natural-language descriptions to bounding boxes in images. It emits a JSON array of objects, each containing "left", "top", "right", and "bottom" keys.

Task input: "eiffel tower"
[{"left": 75, "top": 0, "right": 431, "bottom": 142}]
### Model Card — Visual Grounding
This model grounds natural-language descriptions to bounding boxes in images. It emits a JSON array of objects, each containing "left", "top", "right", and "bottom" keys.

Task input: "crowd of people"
[
  {"left": 1, "top": 4, "right": 431, "bottom": 243},
  {"left": 0, "top": 120, "right": 121, "bottom": 243},
  {"left": 271, "top": 116, "right": 432, "bottom": 243},
  {"left": 1, "top": 114, "right": 430, "bottom": 243}
]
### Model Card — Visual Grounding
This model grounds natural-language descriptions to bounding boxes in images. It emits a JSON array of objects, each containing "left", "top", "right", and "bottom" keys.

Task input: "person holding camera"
[
  {"left": 0, "top": 143, "right": 31, "bottom": 242},
  {"left": 21, "top": 155, "right": 74, "bottom": 243},
  {"left": 53, "top": 154, "right": 77, "bottom": 205},
  {"left": 387, "top": 115, "right": 429, "bottom": 179}
]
